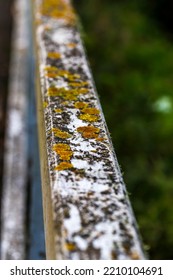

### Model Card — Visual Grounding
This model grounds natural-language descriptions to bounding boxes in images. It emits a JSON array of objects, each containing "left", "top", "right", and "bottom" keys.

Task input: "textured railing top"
[{"left": 33, "top": 0, "right": 145, "bottom": 259}]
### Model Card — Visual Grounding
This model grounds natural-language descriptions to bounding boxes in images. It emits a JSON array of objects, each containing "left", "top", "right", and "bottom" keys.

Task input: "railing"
[{"left": 1, "top": 0, "right": 146, "bottom": 260}]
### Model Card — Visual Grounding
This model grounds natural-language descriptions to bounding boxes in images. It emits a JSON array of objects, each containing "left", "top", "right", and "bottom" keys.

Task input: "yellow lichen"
[
  {"left": 54, "top": 108, "right": 63, "bottom": 113},
  {"left": 44, "top": 65, "right": 58, "bottom": 72},
  {"left": 48, "top": 87, "right": 88, "bottom": 101},
  {"left": 47, "top": 52, "right": 61, "bottom": 59},
  {"left": 78, "top": 106, "right": 100, "bottom": 123},
  {"left": 44, "top": 25, "right": 52, "bottom": 31},
  {"left": 66, "top": 73, "right": 81, "bottom": 82},
  {"left": 96, "top": 137, "right": 105, "bottom": 142},
  {"left": 44, "top": 66, "right": 81, "bottom": 81},
  {"left": 40, "top": 0, "right": 76, "bottom": 26},
  {"left": 65, "top": 242, "right": 76, "bottom": 251},
  {"left": 43, "top": 101, "right": 48, "bottom": 108},
  {"left": 81, "top": 108, "right": 100, "bottom": 115},
  {"left": 130, "top": 252, "right": 140, "bottom": 260},
  {"left": 62, "top": 101, "right": 68, "bottom": 106},
  {"left": 66, "top": 42, "right": 77, "bottom": 48},
  {"left": 52, "top": 128, "right": 72, "bottom": 139},
  {"left": 53, "top": 143, "right": 73, "bottom": 161},
  {"left": 77, "top": 126, "right": 100, "bottom": 139},
  {"left": 79, "top": 114, "right": 99, "bottom": 122},
  {"left": 69, "top": 81, "right": 89, "bottom": 88},
  {"left": 74, "top": 102, "right": 89, "bottom": 109},
  {"left": 55, "top": 162, "right": 73, "bottom": 171},
  {"left": 35, "top": 19, "right": 42, "bottom": 26}
]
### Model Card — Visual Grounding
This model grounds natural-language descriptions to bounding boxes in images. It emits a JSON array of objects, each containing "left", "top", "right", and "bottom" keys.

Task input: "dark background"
[{"left": 74, "top": 0, "right": 173, "bottom": 259}]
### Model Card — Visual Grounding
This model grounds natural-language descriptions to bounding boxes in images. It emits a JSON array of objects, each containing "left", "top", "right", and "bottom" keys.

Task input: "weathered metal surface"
[
  {"left": 27, "top": 11, "right": 45, "bottom": 258},
  {"left": 33, "top": 0, "right": 145, "bottom": 259},
  {"left": 1, "top": 0, "right": 29, "bottom": 259}
]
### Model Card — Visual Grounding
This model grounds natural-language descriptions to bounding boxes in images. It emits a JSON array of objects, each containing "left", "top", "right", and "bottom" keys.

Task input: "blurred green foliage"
[{"left": 74, "top": 0, "right": 173, "bottom": 259}]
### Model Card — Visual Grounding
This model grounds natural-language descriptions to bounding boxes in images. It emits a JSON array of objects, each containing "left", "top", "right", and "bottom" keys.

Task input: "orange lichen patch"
[
  {"left": 46, "top": 72, "right": 59, "bottom": 78},
  {"left": 53, "top": 143, "right": 73, "bottom": 161},
  {"left": 55, "top": 162, "right": 73, "bottom": 171},
  {"left": 74, "top": 102, "right": 89, "bottom": 109},
  {"left": 69, "top": 81, "right": 89, "bottom": 88},
  {"left": 52, "top": 128, "right": 72, "bottom": 139},
  {"left": 67, "top": 73, "right": 80, "bottom": 80},
  {"left": 44, "top": 66, "right": 80, "bottom": 81},
  {"left": 77, "top": 88, "right": 88, "bottom": 94},
  {"left": 54, "top": 108, "right": 63, "bottom": 113},
  {"left": 130, "top": 252, "right": 141, "bottom": 260},
  {"left": 111, "top": 251, "right": 117, "bottom": 260},
  {"left": 47, "top": 52, "right": 61, "bottom": 59},
  {"left": 44, "top": 25, "right": 52, "bottom": 31},
  {"left": 44, "top": 65, "right": 59, "bottom": 72},
  {"left": 66, "top": 42, "right": 77, "bottom": 48},
  {"left": 48, "top": 86, "right": 88, "bottom": 101},
  {"left": 77, "top": 126, "right": 100, "bottom": 139},
  {"left": 62, "top": 101, "right": 68, "bottom": 106},
  {"left": 65, "top": 243, "right": 76, "bottom": 251},
  {"left": 47, "top": 87, "right": 63, "bottom": 96},
  {"left": 43, "top": 101, "right": 48, "bottom": 108},
  {"left": 96, "top": 137, "right": 106, "bottom": 142},
  {"left": 44, "top": 66, "right": 64, "bottom": 78},
  {"left": 35, "top": 19, "right": 42, "bottom": 26},
  {"left": 44, "top": 66, "right": 59, "bottom": 78},
  {"left": 40, "top": 0, "right": 76, "bottom": 26},
  {"left": 79, "top": 114, "right": 100, "bottom": 122},
  {"left": 82, "top": 108, "right": 100, "bottom": 115}
]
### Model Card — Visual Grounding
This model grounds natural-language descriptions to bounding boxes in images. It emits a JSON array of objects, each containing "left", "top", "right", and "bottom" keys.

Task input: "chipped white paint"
[
  {"left": 74, "top": 236, "right": 88, "bottom": 251},
  {"left": 1, "top": 0, "right": 29, "bottom": 259},
  {"left": 64, "top": 204, "right": 81, "bottom": 236},
  {"left": 33, "top": 0, "right": 146, "bottom": 259}
]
